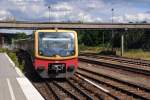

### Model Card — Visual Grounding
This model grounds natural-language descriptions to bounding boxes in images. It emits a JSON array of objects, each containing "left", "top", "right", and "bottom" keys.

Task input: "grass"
[
  {"left": 79, "top": 45, "right": 105, "bottom": 53},
  {"left": 0, "top": 48, "right": 24, "bottom": 71},
  {"left": 79, "top": 45, "right": 150, "bottom": 60},
  {"left": 121, "top": 49, "right": 150, "bottom": 60}
]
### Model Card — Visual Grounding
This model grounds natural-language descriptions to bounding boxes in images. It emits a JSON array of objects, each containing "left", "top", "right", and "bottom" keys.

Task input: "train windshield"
[{"left": 38, "top": 32, "right": 75, "bottom": 57}]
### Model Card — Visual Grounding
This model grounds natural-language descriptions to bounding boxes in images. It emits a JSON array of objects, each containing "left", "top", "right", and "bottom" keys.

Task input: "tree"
[{"left": 14, "top": 32, "right": 28, "bottom": 39}]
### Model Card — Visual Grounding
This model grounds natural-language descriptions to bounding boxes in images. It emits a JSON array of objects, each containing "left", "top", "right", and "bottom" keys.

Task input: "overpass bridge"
[
  {"left": 0, "top": 21, "right": 149, "bottom": 58},
  {"left": 0, "top": 21, "right": 150, "bottom": 29}
]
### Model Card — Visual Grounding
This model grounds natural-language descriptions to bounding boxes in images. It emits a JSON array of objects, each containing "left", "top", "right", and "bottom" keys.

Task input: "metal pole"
[
  {"left": 111, "top": 8, "right": 114, "bottom": 51},
  {"left": 112, "top": 8, "right": 114, "bottom": 23},
  {"left": 121, "top": 34, "right": 124, "bottom": 56},
  {"left": 48, "top": 5, "right": 51, "bottom": 22}
]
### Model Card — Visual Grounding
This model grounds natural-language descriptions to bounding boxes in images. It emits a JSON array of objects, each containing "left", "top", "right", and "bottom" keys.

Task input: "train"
[{"left": 14, "top": 29, "right": 78, "bottom": 78}]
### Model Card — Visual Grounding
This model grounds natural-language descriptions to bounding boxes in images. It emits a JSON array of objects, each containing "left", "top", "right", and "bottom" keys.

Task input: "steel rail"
[
  {"left": 53, "top": 81, "right": 80, "bottom": 100},
  {"left": 77, "top": 68, "right": 150, "bottom": 100},
  {"left": 66, "top": 79, "right": 93, "bottom": 100},
  {"left": 79, "top": 57, "right": 150, "bottom": 76}
]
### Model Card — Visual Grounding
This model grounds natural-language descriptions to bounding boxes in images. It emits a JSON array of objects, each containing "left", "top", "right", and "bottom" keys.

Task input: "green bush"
[{"left": 0, "top": 48, "right": 24, "bottom": 71}]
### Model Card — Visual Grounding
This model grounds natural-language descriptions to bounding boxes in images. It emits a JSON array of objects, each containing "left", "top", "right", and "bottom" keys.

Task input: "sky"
[
  {"left": 0, "top": 0, "right": 150, "bottom": 23},
  {"left": 0, "top": 0, "right": 150, "bottom": 34}
]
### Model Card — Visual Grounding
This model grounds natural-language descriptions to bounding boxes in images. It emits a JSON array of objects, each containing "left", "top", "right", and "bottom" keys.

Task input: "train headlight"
[{"left": 67, "top": 65, "right": 75, "bottom": 72}]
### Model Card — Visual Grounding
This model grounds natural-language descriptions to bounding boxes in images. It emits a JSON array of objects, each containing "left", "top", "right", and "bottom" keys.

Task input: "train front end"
[{"left": 34, "top": 30, "right": 78, "bottom": 78}]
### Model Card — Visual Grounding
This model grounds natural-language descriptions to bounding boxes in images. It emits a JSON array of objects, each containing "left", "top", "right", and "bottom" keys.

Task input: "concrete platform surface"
[{"left": 0, "top": 53, "right": 44, "bottom": 100}]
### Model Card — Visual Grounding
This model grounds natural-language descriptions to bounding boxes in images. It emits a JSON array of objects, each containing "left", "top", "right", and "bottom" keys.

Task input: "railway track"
[
  {"left": 32, "top": 75, "right": 109, "bottom": 100},
  {"left": 34, "top": 78, "right": 113, "bottom": 100},
  {"left": 47, "top": 80, "right": 93, "bottom": 100},
  {"left": 77, "top": 67, "right": 150, "bottom": 100},
  {"left": 79, "top": 56, "right": 150, "bottom": 76},
  {"left": 34, "top": 69, "right": 150, "bottom": 100},
  {"left": 71, "top": 75, "right": 116, "bottom": 100},
  {"left": 24, "top": 52, "right": 150, "bottom": 100},
  {"left": 27, "top": 64, "right": 150, "bottom": 100},
  {"left": 80, "top": 53, "right": 150, "bottom": 67},
  {"left": 22, "top": 52, "right": 112, "bottom": 100}
]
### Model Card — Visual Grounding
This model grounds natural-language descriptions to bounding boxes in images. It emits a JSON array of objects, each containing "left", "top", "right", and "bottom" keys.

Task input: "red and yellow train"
[{"left": 14, "top": 29, "right": 78, "bottom": 78}]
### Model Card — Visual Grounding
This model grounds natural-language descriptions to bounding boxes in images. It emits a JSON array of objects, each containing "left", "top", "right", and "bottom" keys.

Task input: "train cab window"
[{"left": 38, "top": 32, "right": 75, "bottom": 57}]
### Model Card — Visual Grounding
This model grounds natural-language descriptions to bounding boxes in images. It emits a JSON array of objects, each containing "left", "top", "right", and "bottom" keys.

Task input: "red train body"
[{"left": 34, "top": 58, "right": 78, "bottom": 78}]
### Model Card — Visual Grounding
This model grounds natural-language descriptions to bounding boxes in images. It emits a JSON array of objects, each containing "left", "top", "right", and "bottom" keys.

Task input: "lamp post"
[
  {"left": 121, "top": 28, "right": 127, "bottom": 56},
  {"left": 111, "top": 8, "right": 114, "bottom": 23},
  {"left": 111, "top": 8, "right": 114, "bottom": 51},
  {"left": 48, "top": 5, "right": 51, "bottom": 22}
]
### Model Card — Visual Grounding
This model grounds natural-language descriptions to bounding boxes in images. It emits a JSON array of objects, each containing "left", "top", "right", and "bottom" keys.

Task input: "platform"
[{"left": 0, "top": 53, "right": 44, "bottom": 100}]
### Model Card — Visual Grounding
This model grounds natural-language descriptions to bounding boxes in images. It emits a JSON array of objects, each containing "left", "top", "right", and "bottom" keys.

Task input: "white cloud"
[
  {"left": 43, "top": 2, "right": 73, "bottom": 19},
  {"left": 125, "top": 14, "right": 138, "bottom": 22},
  {"left": 52, "top": 2, "right": 73, "bottom": 12},
  {"left": 0, "top": 0, "right": 46, "bottom": 19},
  {"left": 113, "top": 16, "right": 125, "bottom": 23},
  {"left": 0, "top": 10, "right": 12, "bottom": 21},
  {"left": 42, "top": 0, "right": 104, "bottom": 22},
  {"left": 124, "top": 13, "right": 150, "bottom": 22},
  {"left": 137, "top": 13, "right": 150, "bottom": 21},
  {"left": 112, "top": 13, "right": 150, "bottom": 23}
]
